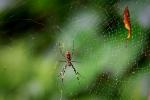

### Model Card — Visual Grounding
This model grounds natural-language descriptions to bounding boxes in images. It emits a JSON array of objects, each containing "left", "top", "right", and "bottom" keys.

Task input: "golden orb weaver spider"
[{"left": 58, "top": 41, "right": 80, "bottom": 83}]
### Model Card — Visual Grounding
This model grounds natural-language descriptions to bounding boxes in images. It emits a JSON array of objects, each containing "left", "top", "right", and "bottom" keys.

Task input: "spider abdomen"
[{"left": 65, "top": 50, "right": 72, "bottom": 63}]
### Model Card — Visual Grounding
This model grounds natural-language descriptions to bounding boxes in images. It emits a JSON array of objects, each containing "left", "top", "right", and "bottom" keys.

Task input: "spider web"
[
  {"left": 55, "top": 0, "right": 150, "bottom": 100},
  {"left": 0, "top": 0, "right": 149, "bottom": 100}
]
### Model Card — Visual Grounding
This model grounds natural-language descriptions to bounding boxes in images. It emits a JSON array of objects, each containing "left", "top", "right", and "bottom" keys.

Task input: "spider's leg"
[
  {"left": 59, "top": 60, "right": 66, "bottom": 62},
  {"left": 57, "top": 42, "right": 65, "bottom": 57},
  {"left": 71, "top": 63, "right": 79, "bottom": 81},
  {"left": 59, "top": 64, "right": 67, "bottom": 82},
  {"left": 72, "top": 40, "right": 75, "bottom": 56},
  {"left": 71, "top": 60, "right": 80, "bottom": 63}
]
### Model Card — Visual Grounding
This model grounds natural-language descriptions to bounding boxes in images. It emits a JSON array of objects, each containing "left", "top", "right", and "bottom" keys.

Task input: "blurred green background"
[{"left": 0, "top": 0, "right": 150, "bottom": 100}]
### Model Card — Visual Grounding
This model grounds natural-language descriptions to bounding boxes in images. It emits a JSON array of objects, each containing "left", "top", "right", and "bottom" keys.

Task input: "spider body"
[
  {"left": 65, "top": 50, "right": 72, "bottom": 66},
  {"left": 58, "top": 42, "right": 79, "bottom": 82}
]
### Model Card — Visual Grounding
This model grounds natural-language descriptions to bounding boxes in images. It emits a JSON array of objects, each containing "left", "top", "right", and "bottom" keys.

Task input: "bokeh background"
[{"left": 0, "top": 0, "right": 150, "bottom": 100}]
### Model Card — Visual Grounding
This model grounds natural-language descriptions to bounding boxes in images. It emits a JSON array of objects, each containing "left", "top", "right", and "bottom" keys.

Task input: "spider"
[{"left": 58, "top": 41, "right": 80, "bottom": 82}]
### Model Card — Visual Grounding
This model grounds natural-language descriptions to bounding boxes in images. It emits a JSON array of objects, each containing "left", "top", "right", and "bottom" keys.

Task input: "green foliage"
[{"left": 0, "top": 0, "right": 149, "bottom": 100}]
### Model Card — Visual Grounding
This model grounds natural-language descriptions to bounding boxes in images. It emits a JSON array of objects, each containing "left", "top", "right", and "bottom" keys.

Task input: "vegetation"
[{"left": 0, "top": 0, "right": 149, "bottom": 100}]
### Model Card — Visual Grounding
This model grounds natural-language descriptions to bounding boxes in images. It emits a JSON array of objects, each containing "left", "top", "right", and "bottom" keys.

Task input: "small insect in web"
[
  {"left": 123, "top": 6, "right": 131, "bottom": 47},
  {"left": 57, "top": 41, "right": 80, "bottom": 83}
]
